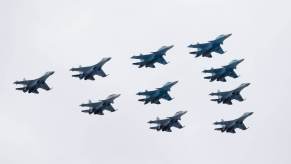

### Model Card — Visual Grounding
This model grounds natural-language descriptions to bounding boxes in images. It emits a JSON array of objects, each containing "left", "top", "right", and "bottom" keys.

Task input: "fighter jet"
[
  {"left": 203, "top": 59, "right": 244, "bottom": 82},
  {"left": 70, "top": 57, "right": 111, "bottom": 80},
  {"left": 137, "top": 81, "right": 178, "bottom": 104},
  {"left": 210, "top": 83, "right": 250, "bottom": 105},
  {"left": 131, "top": 45, "right": 174, "bottom": 68},
  {"left": 14, "top": 71, "right": 54, "bottom": 94},
  {"left": 188, "top": 34, "right": 232, "bottom": 58},
  {"left": 80, "top": 94, "right": 120, "bottom": 115},
  {"left": 214, "top": 112, "right": 253, "bottom": 133},
  {"left": 148, "top": 111, "right": 187, "bottom": 132}
]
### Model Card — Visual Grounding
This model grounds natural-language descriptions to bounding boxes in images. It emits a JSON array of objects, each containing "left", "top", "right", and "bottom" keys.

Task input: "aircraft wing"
[
  {"left": 95, "top": 69, "right": 107, "bottom": 77},
  {"left": 188, "top": 43, "right": 209, "bottom": 48},
  {"left": 131, "top": 54, "right": 152, "bottom": 60},
  {"left": 203, "top": 68, "right": 222, "bottom": 74},
  {"left": 229, "top": 70, "right": 239, "bottom": 78},
  {"left": 214, "top": 45, "right": 225, "bottom": 54},
  {"left": 214, "top": 120, "right": 233, "bottom": 126},
  {"left": 148, "top": 118, "right": 170, "bottom": 124},
  {"left": 237, "top": 123, "right": 247, "bottom": 130},
  {"left": 137, "top": 90, "right": 156, "bottom": 96},
  {"left": 32, "top": 90, "right": 39, "bottom": 94},
  {"left": 81, "top": 102, "right": 102, "bottom": 108},
  {"left": 70, "top": 66, "right": 91, "bottom": 72},
  {"left": 233, "top": 94, "right": 244, "bottom": 101},
  {"left": 40, "top": 83, "right": 50, "bottom": 90},
  {"left": 161, "top": 93, "right": 172, "bottom": 101},
  {"left": 228, "top": 128, "right": 236, "bottom": 133},
  {"left": 156, "top": 57, "right": 168, "bottom": 65},
  {"left": 14, "top": 79, "right": 33, "bottom": 85},
  {"left": 224, "top": 99, "right": 233, "bottom": 105},
  {"left": 105, "top": 104, "right": 116, "bottom": 112},
  {"left": 210, "top": 91, "right": 228, "bottom": 96},
  {"left": 172, "top": 121, "right": 183, "bottom": 129}
]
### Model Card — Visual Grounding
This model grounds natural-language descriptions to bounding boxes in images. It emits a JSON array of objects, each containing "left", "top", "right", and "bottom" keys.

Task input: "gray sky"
[{"left": 1, "top": 0, "right": 291, "bottom": 163}]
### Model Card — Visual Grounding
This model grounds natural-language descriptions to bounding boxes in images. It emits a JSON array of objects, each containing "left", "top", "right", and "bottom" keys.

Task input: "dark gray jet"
[
  {"left": 214, "top": 112, "right": 253, "bottom": 133},
  {"left": 188, "top": 34, "right": 232, "bottom": 58},
  {"left": 70, "top": 57, "right": 111, "bottom": 80},
  {"left": 80, "top": 94, "right": 120, "bottom": 115},
  {"left": 137, "top": 81, "right": 178, "bottom": 104},
  {"left": 14, "top": 71, "right": 54, "bottom": 94},
  {"left": 131, "top": 45, "right": 174, "bottom": 68},
  {"left": 148, "top": 111, "right": 187, "bottom": 132},
  {"left": 203, "top": 59, "right": 244, "bottom": 82},
  {"left": 210, "top": 83, "right": 250, "bottom": 105}
]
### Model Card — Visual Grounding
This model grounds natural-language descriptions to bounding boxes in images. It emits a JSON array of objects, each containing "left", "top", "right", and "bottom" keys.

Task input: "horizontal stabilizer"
[
  {"left": 204, "top": 76, "right": 212, "bottom": 79},
  {"left": 72, "top": 74, "right": 83, "bottom": 79},
  {"left": 214, "top": 128, "right": 225, "bottom": 132},
  {"left": 138, "top": 98, "right": 146, "bottom": 102},
  {"left": 189, "top": 51, "right": 198, "bottom": 54},
  {"left": 150, "top": 126, "right": 160, "bottom": 131},
  {"left": 211, "top": 99, "right": 221, "bottom": 103},
  {"left": 131, "top": 54, "right": 145, "bottom": 59},
  {"left": 133, "top": 62, "right": 142, "bottom": 65},
  {"left": 16, "top": 87, "right": 27, "bottom": 92},
  {"left": 81, "top": 109, "right": 92, "bottom": 114}
]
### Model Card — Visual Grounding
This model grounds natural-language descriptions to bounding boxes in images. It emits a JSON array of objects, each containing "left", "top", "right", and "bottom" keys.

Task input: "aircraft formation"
[{"left": 14, "top": 34, "right": 253, "bottom": 134}]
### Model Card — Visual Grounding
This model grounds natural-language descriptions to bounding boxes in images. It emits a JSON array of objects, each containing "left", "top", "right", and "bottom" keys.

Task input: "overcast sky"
[{"left": 1, "top": 0, "right": 291, "bottom": 163}]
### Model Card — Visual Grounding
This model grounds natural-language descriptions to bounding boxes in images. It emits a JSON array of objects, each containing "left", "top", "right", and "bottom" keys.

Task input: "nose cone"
[
  {"left": 176, "top": 110, "right": 187, "bottom": 116},
  {"left": 215, "top": 34, "right": 231, "bottom": 43},
  {"left": 238, "top": 58, "right": 244, "bottom": 64},
  {"left": 167, "top": 45, "right": 174, "bottom": 50},
  {"left": 175, "top": 110, "right": 187, "bottom": 119},
  {"left": 180, "top": 110, "right": 187, "bottom": 115},
  {"left": 230, "top": 58, "right": 244, "bottom": 66},
  {"left": 112, "top": 94, "right": 121, "bottom": 99},
  {"left": 160, "top": 45, "right": 174, "bottom": 51},
  {"left": 225, "top": 33, "right": 232, "bottom": 38},
  {"left": 163, "top": 81, "right": 178, "bottom": 89},
  {"left": 168, "top": 81, "right": 178, "bottom": 88},
  {"left": 244, "top": 112, "right": 254, "bottom": 117},
  {"left": 47, "top": 71, "right": 55, "bottom": 76},
  {"left": 108, "top": 94, "right": 121, "bottom": 100},
  {"left": 242, "top": 83, "right": 250, "bottom": 88},
  {"left": 171, "top": 80, "right": 178, "bottom": 86},
  {"left": 104, "top": 57, "right": 111, "bottom": 62}
]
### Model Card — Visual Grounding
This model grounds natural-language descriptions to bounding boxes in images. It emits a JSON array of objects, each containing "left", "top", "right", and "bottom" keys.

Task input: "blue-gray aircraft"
[
  {"left": 188, "top": 34, "right": 232, "bottom": 58},
  {"left": 210, "top": 83, "right": 250, "bottom": 105},
  {"left": 80, "top": 94, "right": 120, "bottom": 115},
  {"left": 137, "top": 81, "right": 178, "bottom": 104},
  {"left": 202, "top": 59, "right": 244, "bottom": 82},
  {"left": 14, "top": 71, "right": 54, "bottom": 94},
  {"left": 214, "top": 112, "right": 253, "bottom": 133},
  {"left": 148, "top": 111, "right": 187, "bottom": 132},
  {"left": 131, "top": 45, "right": 174, "bottom": 68},
  {"left": 70, "top": 57, "right": 111, "bottom": 80}
]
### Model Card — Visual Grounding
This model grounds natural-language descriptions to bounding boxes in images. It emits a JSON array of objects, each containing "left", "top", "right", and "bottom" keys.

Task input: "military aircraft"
[
  {"left": 70, "top": 57, "right": 111, "bottom": 80},
  {"left": 137, "top": 81, "right": 178, "bottom": 104},
  {"left": 188, "top": 34, "right": 232, "bottom": 58},
  {"left": 148, "top": 111, "right": 187, "bottom": 132},
  {"left": 209, "top": 83, "right": 250, "bottom": 105},
  {"left": 80, "top": 94, "right": 120, "bottom": 115},
  {"left": 14, "top": 71, "right": 54, "bottom": 94},
  {"left": 131, "top": 45, "right": 174, "bottom": 68},
  {"left": 214, "top": 112, "right": 253, "bottom": 133},
  {"left": 202, "top": 59, "right": 244, "bottom": 82}
]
